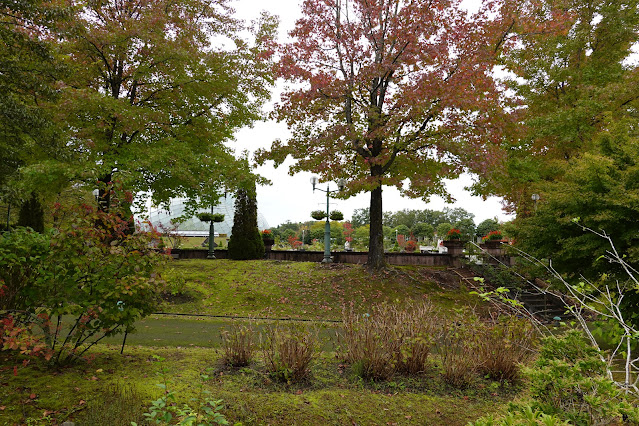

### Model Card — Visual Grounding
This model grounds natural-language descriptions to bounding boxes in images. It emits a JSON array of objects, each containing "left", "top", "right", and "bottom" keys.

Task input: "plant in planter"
[
  {"left": 482, "top": 230, "right": 504, "bottom": 242},
  {"left": 311, "top": 210, "right": 326, "bottom": 220},
  {"left": 197, "top": 212, "right": 225, "bottom": 223},
  {"left": 197, "top": 212, "right": 225, "bottom": 258},
  {"left": 446, "top": 228, "right": 462, "bottom": 240},
  {"left": 329, "top": 210, "right": 344, "bottom": 221}
]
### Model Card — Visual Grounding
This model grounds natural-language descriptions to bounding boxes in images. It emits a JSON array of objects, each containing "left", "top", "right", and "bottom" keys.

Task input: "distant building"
[{"left": 143, "top": 197, "right": 269, "bottom": 237}]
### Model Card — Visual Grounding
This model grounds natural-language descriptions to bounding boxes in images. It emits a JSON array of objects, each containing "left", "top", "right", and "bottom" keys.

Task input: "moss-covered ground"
[
  {"left": 159, "top": 260, "right": 479, "bottom": 320},
  {"left": 1, "top": 260, "right": 515, "bottom": 425}
]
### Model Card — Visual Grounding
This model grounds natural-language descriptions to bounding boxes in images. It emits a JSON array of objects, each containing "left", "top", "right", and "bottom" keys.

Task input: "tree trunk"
[
  {"left": 367, "top": 183, "right": 385, "bottom": 270},
  {"left": 97, "top": 173, "right": 112, "bottom": 213}
]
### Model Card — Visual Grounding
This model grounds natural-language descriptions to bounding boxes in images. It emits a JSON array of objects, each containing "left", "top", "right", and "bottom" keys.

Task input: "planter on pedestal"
[
  {"left": 481, "top": 240, "right": 504, "bottom": 256},
  {"left": 263, "top": 238, "right": 275, "bottom": 252},
  {"left": 442, "top": 240, "right": 465, "bottom": 256}
]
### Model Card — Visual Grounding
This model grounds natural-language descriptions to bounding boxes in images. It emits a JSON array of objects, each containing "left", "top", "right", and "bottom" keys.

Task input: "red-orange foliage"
[{"left": 258, "top": 0, "right": 515, "bottom": 269}]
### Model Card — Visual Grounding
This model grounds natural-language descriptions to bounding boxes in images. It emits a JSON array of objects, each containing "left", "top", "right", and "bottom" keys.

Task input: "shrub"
[
  {"left": 220, "top": 323, "right": 255, "bottom": 367},
  {"left": 339, "top": 302, "right": 439, "bottom": 380},
  {"left": 261, "top": 324, "right": 318, "bottom": 383},
  {"left": 475, "top": 316, "right": 537, "bottom": 382},
  {"left": 520, "top": 330, "right": 639, "bottom": 425},
  {"left": 0, "top": 202, "right": 168, "bottom": 365},
  {"left": 470, "top": 405, "right": 570, "bottom": 426},
  {"left": 437, "top": 318, "right": 477, "bottom": 388},
  {"left": 134, "top": 355, "right": 229, "bottom": 425}
]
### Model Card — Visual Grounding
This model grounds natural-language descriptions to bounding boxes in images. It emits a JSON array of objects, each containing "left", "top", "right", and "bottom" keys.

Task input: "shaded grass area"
[
  {"left": 100, "top": 315, "right": 339, "bottom": 351},
  {"left": 160, "top": 260, "right": 479, "bottom": 320},
  {"left": 0, "top": 346, "right": 514, "bottom": 425},
  {"left": 1, "top": 261, "right": 507, "bottom": 425}
]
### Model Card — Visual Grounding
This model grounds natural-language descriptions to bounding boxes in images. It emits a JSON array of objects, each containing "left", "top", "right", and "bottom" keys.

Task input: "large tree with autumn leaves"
[
  {"left": 22, "top": 0, "right": 277, "bottom": 215},
  {"left": 258, "top": 0, "right": 511, "bottom": 269}
]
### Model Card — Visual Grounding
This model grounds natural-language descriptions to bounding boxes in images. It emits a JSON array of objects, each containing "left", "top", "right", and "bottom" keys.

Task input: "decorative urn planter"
[
  {"left": 442, "top": 240, "right": 465, "bottom": 256},
  {"left": 263, "top": 238, "right": 275, "bottom": 251}
]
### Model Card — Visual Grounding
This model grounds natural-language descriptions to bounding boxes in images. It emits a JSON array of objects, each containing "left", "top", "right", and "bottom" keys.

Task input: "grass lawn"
[
  {"left": 1, "top": 260, "right": 517, "bottom": 425},
  {"left": 159, "top": 260, "right": 479, "bottom": 320}
]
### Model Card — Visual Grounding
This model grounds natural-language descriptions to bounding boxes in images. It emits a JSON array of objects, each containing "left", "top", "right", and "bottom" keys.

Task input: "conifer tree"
[{"left": 227, "top": 185, "right": 264, "bottom": 260}]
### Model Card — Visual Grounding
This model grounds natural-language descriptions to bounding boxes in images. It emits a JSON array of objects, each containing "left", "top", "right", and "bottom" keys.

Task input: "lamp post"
[
  {"left": 207, "top": 205, "right": 216, "bottom": 259},
  {"left": 311, "top": 176, "right": 345, "bottom": 263},
  {"left": 531, "top": 193, "right": 540, "bottom": 212}
]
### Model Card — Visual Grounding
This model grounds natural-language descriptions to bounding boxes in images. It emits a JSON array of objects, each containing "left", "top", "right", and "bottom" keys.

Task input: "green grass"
[
  {"left": 0, "top": 345, "right": 513, "bottom": 425},
  {"left": 1, "top": 260, "right": 512, "bottom": 425},
  {"left": 160, "top": 260, "right": 479, "bottom": 320}
]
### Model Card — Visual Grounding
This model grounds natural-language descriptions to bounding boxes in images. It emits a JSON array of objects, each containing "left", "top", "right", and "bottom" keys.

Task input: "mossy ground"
[
  {"left": 1, "top": 345, "right": 515, "bottom": 425},
  {"left": 2, "top": 260, "right": 513, "bottom": 425},
  {"left": 160, "top": 260, "right": 480, "bottom": 320}
]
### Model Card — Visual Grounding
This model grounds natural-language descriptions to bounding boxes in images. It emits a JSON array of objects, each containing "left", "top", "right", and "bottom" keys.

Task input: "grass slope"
[
  {"left": 1, "top": 260, "right": 510, "bottom": 425},
  {"left": 160, "top": 260, "right": 478, "bottom": 320}
]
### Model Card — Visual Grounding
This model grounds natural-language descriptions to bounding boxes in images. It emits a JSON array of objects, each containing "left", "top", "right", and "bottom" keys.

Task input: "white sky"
[{"left": 229, "top": 0, "right": 514, "bottom": 228}]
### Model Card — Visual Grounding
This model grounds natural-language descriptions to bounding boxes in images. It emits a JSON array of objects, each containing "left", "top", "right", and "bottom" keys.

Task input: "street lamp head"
[
  {"left": 531, "top": 193, "right": 540, "bottom": 202},
  {"left": 337, "top": 178, "right": 346, "bottom": 192},
  {"left": 92, "top": 188, "right": 99, "bottom": 201},
  {"left": 310, "top": 176, "right": 318, "bottom": 191}
]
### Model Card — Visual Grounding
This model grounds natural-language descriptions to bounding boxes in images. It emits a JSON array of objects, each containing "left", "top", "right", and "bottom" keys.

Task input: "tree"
[
  {"left": 392, "top": 224, "right": 410, "bottom": 239},
  {"left": 436, "top": 222, "right": 453, "bottom": 239},
  {"left": 476, "top": 218, "right": 500, "bottom": 238},
  {"left": 0, "top": 0, "right": 68, "bottom": 226},
  {"left": 454, "top": 218, "right": 476, "bottom": 242},
  {"left": 351, "top": 208, "right": 370, "bottom": 228},
  {"left": 258, "top": 0, "right": 509, "bottom": 269},
  {"left": 413, "top": 222, "right": 434, "bottom": 241},
  {"left": 227, "top": 185, "right": 264, "bottom": 260},
  {"left": 476, "top": 0, "right": 639, "bottom": 214},
  {"left": 53, "top": 0, "right": 276, "bottom": 214}
]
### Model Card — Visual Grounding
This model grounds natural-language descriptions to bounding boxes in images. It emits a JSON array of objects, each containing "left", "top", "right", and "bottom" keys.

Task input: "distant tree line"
[{"left": 267, "top": 208, "right": 503, "bottom": 250}]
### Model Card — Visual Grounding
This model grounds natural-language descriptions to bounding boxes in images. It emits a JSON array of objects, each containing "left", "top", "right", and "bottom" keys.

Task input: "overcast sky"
[{"left": 229, "top": 0, "right": 514, "bottom": 228}]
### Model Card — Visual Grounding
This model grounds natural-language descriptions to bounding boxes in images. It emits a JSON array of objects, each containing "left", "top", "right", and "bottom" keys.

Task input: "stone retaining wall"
[{"left": 169, "top": 248, "right": 452, "bottom": 266}]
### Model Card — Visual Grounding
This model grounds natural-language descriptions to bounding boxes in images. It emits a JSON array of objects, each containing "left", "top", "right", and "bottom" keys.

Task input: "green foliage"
[
  {"left": 436, "top": 222, "right": 453, "bottom": 239},
  {"left": 470, "top": 405, "right": 570, "bottom": 426},
  {"left": 412, "top": 222, "right": 434, "bottom": 239},
  {"left": 0, "top": 201, "right": 168, "bottom": 364},
  {"left": 476, "top": 219, "right": 500, "bottom": 239},
  {"left": 0, "top": 0, "right": 69, "bottom": 205},
  {"left": 516, "top": 330, "right": 639, "bottom": 425},
  {"left": 196, "top": 213, "right": 225, "bottom": 223},
  {"left": 227, "top": 186, "right": 264, "bottom": 260},
  {"left": 329, "top": 210, "right": 344, "bottom": 221},
  {"left": 392, "top": 224, "right": 410, "bottom": 238},
  {"left": 135, "top": 355, "right": 229, "bottom": 425},
  {"left": 454, "top": 218, "right": 476, "bottom": 242},
  {"left": 445, "top": 228, "right": 462, "bottom": 240},
  {"left": 16, "top": 192, "right": 44, "bottom": 232},
  {"left": 50, "top": 0, "right": 277, "bottom": 213},
  {"left": 351, "top": 207, "right": 370, "bottom": 228},
  {"left": 310, "top": 210, "right": 326, "bottom": 220}
]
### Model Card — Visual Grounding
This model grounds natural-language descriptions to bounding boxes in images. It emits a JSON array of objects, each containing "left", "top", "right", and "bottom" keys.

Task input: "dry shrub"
[
  {"left": 261, "top": 324, "right": 318, "bottom": 383},
  {"left": 437, "top": 315, "right": 479, "bottom": 388},
  {"left": 220, "top": 322, "right": 255, "bottom": 367},
  {"left": 339, "top": 301, "right": 439, "bottom": 380},
  {"left": 475, "top": 315, "right": 537, "bottom": 382}
]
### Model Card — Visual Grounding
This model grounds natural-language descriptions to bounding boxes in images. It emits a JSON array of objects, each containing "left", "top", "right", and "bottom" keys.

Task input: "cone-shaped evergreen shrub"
[
  {"left": 17, "top": 192, "right": 44, "bottom": 232},
  {"left": 228, "top": 185, "right": 264, "bottom": 260}
]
